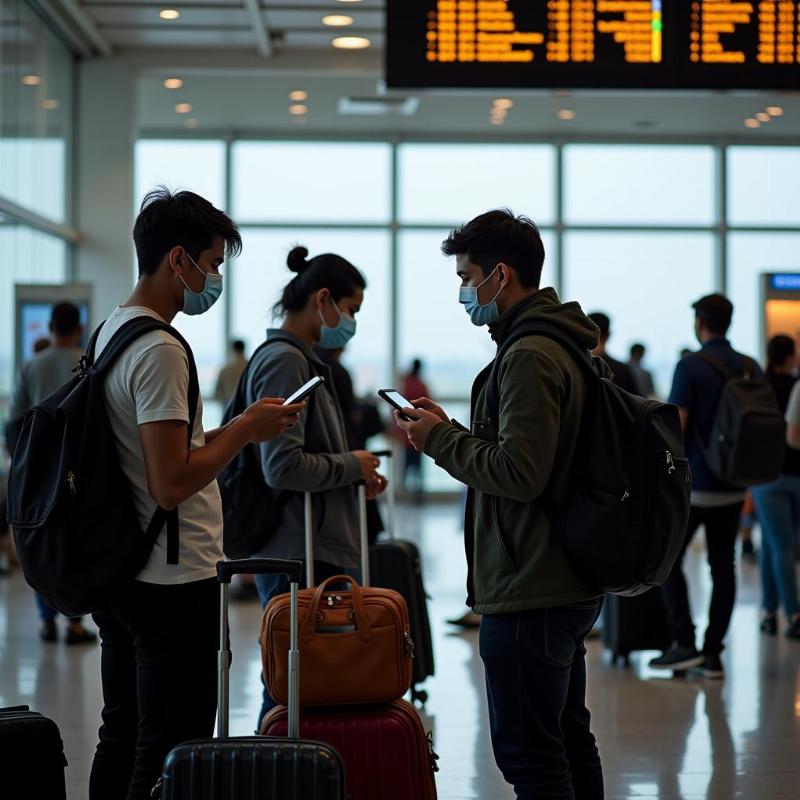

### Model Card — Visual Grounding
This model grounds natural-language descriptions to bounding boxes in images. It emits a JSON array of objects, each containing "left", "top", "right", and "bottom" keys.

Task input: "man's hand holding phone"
[
  {"left": 393, "top": 396, "right": 449, "bottom": 453},
  {"left": 240, "top": 398, "right": 306, "bottom": 443},
  {"left": 409, "top": 397, "right": 449, "bottom": 424}
]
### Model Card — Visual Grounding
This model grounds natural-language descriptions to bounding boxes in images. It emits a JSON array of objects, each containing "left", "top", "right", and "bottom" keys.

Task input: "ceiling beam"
[
  {"left": 35, "top": 0, "right": 92, "bottom": 57},
  {"left": 58, "top": 0, "right": 113, "bottom": 57},
  {"left": 243, "top": 0, "right": 273, "bottom": 58}
]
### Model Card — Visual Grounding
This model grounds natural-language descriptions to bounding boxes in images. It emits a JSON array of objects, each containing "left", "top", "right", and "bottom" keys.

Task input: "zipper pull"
[
  {"left": 66, "top": 471, "right": 76, "bottom": 495},
  {"left": 621, "top": 490, "right": 630, "bottom": 502},
  {"left": 326, "top": 594, "right": 343, "bottom": 608},
  {"left": 666, "top": 451, "right": 676, "bottom": 475},
  {"left": 426, "top": 731, "right": 441, "bottom": 773},
  {"left": 404, "top": 629, "right": 416, "bottom": 659}
]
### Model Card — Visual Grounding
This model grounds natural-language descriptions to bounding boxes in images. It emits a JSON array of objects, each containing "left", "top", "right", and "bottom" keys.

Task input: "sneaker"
[
  {"left": 785, "top": 617, "right": 800, "bottom": 640},
  {"left": 65, "top": 625, "right": 98, "bottom": 646},
  {"left": 649, "top": 643, "right": 704, "bottom": 671},
  {"left": 761, "top": 615, "right": 778, "bottom": 636},
  {"left": 691, "top": 654, "right": 725, "bottom": 680},
  {"left": 40, "top": 620, "right": 57, "bottom": 643}
]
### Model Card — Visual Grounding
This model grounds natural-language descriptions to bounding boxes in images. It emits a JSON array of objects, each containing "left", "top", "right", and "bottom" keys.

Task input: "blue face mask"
[
  {"left": 319, "top": 299, "right": 357, "bottom": 349},
  {"left": 179, "top": 254, "right": 223, "bottom": 316},
  {"left": 459, "top": 266, "right": 502, "bottom": 327}
]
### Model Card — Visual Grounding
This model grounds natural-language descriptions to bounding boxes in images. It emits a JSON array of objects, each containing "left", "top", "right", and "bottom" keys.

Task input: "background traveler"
[
  {"left": 588, "top": 311, "right": 639, "bottom": 395},
  {"left": 629, "top": 342, "right": 657, "bottom": 398},
  {"left": 214, "top": 339, "right": 248, "bottom": 405}
]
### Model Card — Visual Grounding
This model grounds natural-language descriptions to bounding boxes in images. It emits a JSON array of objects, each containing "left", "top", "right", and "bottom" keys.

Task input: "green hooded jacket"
[{"left": 424, "top": 288, "right": 604, "bottom": 614}]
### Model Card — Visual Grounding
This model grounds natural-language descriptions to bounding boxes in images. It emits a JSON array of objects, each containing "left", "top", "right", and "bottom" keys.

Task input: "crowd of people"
[{"left": 3, "top": 190, "right": 800, "bottom": 800}]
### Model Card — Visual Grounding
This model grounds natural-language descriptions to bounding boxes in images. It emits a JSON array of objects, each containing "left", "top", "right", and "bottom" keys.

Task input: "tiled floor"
[{"left": 2, "top": 502, "right": 800, "bottom": 799}]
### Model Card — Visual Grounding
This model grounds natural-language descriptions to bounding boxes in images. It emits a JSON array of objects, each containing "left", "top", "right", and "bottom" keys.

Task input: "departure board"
[{"left": 386, "top": 1, "right": 800, "bottom": 89}]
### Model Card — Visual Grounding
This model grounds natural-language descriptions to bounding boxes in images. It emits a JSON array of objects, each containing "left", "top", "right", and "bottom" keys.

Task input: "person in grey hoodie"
[{"left": 247, "top": 245, "right": 387, "bottom": 726}]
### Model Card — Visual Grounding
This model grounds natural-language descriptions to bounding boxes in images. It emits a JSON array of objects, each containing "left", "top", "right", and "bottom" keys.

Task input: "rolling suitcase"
[
  {"left": 369, "top": 449, "right": 435, "bottom": 704},
  {"left": 0, "top": 705, "right": 67, "bottom": 799},
  {"left": 262, "top": 699, "right": 439, "bottom": 800},
  {"left": 158, "top": 559, "right": 347, "bottom": 800},
  {"left": 602, "top": 590, "right": 672, "bottom": 666}
]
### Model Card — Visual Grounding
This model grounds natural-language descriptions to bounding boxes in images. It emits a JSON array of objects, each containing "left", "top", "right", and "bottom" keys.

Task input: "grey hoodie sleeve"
[{"left": 252, "top": 346, "right": 362, "bottom": 493}]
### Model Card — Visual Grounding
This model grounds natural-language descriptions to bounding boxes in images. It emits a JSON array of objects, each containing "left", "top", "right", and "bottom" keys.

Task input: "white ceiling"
[{"left": 41, "top": 1, "right": 800, "bottom": 139}]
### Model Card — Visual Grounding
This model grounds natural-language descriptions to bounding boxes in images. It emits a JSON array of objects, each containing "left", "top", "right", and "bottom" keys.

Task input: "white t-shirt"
[{"left": 96, "top": 306, "right": 223, "bottom": 584}]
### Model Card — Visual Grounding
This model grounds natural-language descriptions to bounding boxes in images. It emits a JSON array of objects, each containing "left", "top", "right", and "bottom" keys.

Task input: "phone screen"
[
  {"left": 383, "top": 390, "right": 413, "bottom": 411},
  {"left": 284, "top": 376, "right": 324, "bottom": 405}
]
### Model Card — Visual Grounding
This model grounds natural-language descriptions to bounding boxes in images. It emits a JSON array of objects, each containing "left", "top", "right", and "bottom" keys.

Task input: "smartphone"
[
  {"left": 284, "top": 375, "right": 325, "bottom": 406},
  {"left": 378, "top": 389, "right": 418, "bottom": 422}
]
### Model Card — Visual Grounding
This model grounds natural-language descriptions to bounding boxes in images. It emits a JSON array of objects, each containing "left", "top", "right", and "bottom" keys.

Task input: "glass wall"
[
  {"left": 133, "top": 138, "right": 800, "bottom": 491},
  {"left": 0, "top": 1, "right": 75, "bottom": 410}
]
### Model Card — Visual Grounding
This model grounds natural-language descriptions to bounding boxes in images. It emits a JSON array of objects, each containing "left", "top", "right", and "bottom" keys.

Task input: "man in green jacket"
[{"left": 395, "top": 209, "right": 605, "bottom": 800}]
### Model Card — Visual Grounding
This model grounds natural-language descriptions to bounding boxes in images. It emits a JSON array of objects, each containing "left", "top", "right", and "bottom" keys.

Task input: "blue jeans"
[
  {"left": 255, "top": 560, "right": 354, "bottom": 729},
  {"left": 753, "top": 475, "right": 800, "bottom": 618},
  {"left": 479, "top": 600, "right": 604, "bottom": 800}
]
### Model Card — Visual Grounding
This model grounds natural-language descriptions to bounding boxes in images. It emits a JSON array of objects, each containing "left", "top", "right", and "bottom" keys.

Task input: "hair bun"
[{"left": 287, "top": 246, "right": 310, "bottom": 273}]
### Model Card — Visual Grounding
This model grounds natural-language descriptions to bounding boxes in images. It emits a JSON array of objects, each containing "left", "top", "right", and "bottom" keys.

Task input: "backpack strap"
[
  {"left": 694, "top": 349, "right": 759, "bottom": 381},
  {"left": 485, "top": 319, "right": 599, "bottom": 423},
  {"left": 86, "top": 316, "right": 201, "bottom": 566}
]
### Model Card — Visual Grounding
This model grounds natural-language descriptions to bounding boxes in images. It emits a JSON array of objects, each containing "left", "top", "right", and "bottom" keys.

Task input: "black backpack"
[
  {"left": 486, "top": 320, "right": 691, "bottom": 597},
  {"left": 6, "top": 317, "right": 198, "bottom": 616},
  {"left": 217, "top": 336, "right": 311, "bottom": 559},
  {"left": 693, "top": 351, "right": 786, "bottom": 488}
]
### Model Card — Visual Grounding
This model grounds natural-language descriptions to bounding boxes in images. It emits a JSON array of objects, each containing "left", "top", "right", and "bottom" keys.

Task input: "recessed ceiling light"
[
  {"left": 175, "top": 102, "right": 192, "bottom": 114},
  {"left": 21, "top": 74, "right": 42, "bottom": 86},
  {"left": 184, "top": 118, "right": 199, "bottom": 129},
  {"left": 289, "top": 90, "right": 308, "bottom": 102},
  {"left": 43, "top": 99, "right": 59, "bottom": 110},
  {"left": 159, "top": 9, "right": 180, "bottom": 20},
  {"left": 744, "top": 118, "right": 760, "bottom": 128},
  {"left": 164, "top": 78, "right": 183, "bottom": 90},
  {"left": 766, "top": 106, "right": 784, "bottom": 117},
  {"left": 490, "top": 118, "right": 505, "bottom": 126},
  {"left": 323, "top": 14, "right": 354, "bottom": 26},
  {"left": 755, "top": 112, "right": 770, "bottom": 123},
  {"left": 332, "top": 36, "right": 371, "bottom": 49},
  {"left": 493, "top": 98, "right": 513, "bottom": 110},
  {"left": 289, "top": 104, "right": 308, "bottom": 115},
  {"left": 558, "top": 109, "right": 576, "bottom": 121}
]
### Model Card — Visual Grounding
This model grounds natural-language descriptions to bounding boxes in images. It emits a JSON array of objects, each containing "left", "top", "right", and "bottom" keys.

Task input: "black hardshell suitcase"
[
  {"left": 158, "top": 559, "right": 346, "bottom": 800},
  {"left": 369, "top": 450, "right": 435, "bottom": 704},
  {"left": 602, "top": 590, "right": 672, "bottom": 667},
  {"left": 0, "top": 705, "right": 67, "bottom": 799}
]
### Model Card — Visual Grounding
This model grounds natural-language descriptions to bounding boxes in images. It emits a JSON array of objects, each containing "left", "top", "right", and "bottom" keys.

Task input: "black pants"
[
  {"left": 89, "top": 578, "right": 218, "bottom": 800},
  {"left": 660, "top": 502, "right": 742, "bottom": 657},
  {"left": 479, "top": 601, "right": 604, "bottom": 800}
]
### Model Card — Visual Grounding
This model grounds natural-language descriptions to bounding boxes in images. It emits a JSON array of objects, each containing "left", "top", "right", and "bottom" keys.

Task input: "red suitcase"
[{"left": 261, "top": 699, "right": 439, "bottom": 800}]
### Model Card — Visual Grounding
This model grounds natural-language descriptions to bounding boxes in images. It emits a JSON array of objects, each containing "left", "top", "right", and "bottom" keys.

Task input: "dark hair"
[
  {"left": 630, "top": 343, "right": 646, "bottom": 359},
  {"left": 441, "top": 209, "right": 545, "bottom": 289},
  {"left": 274, "top": 246, "right": 366, "bottom": 316},
  {"left": 588, "top": 312, "right": 611, "bottom": 340},
  {"left": 767, "top": 334, "right": 795, "bottom": 374},
  {"left": 133, "top": 187, "right": 242, "bottom": 276},
  {"left": 232, "top": 339, "right": 246, "bottom": 355},
  {"left": 693, "top": 294, "right": 733, "bottom": 336},
  {"left": 50, "top": 302, "right": 81, "bottom": 336},
  {"left": 411, "top": 358, "right": 423, "bottom": 376}
]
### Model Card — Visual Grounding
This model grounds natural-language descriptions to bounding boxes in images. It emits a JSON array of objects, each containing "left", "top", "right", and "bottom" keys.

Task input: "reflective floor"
[{"left": 2, "top": 502, "right": 800, "bottom": 799}]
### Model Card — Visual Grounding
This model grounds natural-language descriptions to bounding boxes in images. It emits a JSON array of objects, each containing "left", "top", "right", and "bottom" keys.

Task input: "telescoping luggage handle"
[
  {"left": 371, "top": 449, "right": 396, "bottom": 541},
  {"left": 216, "top": 559, "right": 303, "bottom": 740},
  {"left": 303, "top": 474, "right": 377, "bottom": 589}
]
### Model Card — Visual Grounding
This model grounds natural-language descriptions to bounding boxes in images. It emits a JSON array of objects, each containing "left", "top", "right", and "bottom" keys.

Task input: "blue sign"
[{"left": 771, "top": 274, "right": 800, "bottom": 291}]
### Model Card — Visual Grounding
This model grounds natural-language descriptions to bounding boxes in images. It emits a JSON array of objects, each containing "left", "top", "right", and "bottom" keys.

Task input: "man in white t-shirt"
[{"left": 89, "top": 188, "right": 305, "bottom": 800}]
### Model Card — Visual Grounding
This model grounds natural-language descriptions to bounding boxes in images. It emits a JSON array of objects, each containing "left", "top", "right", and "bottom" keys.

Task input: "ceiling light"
[
  {"left": 493, "top": 98, "right": 513, "bottom": 110},
  {"left": 766, "top": 106, "right": 784, "bottom": 117},
  {"left": 175, "top": 102, "right": 192, "bottom": 114},
  {"left": 490, "top": 118, "right": 505, "bottom": 126},
  {"left": 21, "top": 74, "right": 41, "bottom": 86},
  {"left": 43, "top": 99, "right": 59, "bottom": 110},
  {"left": 289, "top": 104, "right": 308, "bottom": 115},
  {"left": 332, "top": 36, "right": 371, "bottom": 49},
  {"left": 323, "top": 14, "right": 354, "bottom": 26},
  {"left": 184, "top": 118, "right": 199, "bottom": 129},
  {"left": 289, "top": 90, "right": 308, "bottom": 102},
  {"left": 755, "top": 112, "right": 770, "bottom": 123},
  {"left": 558, "top": 109, "right": 576, "bottom": 121},
  {"left": 159, "top": 9, "right": 180, "bottom": 20},
  {"left": 336, "top": 0, "right": 364, "bottom": 3},
  {"left": 164, "top": 78, "right": 183, "bottom": 90},
  {"left": 744, "top": 118, "right": 760, "bottom": 128}
]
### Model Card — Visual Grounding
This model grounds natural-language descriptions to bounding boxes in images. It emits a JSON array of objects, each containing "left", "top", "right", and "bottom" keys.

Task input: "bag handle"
[{"left": 300, "top": 574, "right": 373, "bottom": 645}]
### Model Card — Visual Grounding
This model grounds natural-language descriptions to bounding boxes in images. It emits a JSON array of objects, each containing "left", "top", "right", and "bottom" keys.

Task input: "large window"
[{"left": 131, "top": 138, "right": 800, "bottom": 491}]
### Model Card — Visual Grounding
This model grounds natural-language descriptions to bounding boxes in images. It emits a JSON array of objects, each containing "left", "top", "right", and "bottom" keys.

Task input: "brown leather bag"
[{"left": 262, "top": 574, "right": 414, "bottom": 707}]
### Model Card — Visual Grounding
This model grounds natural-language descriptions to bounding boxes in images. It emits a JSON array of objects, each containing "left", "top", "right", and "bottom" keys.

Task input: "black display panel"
[{"left": 386, "top": 1, "right": 800, "bottom": 89}]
